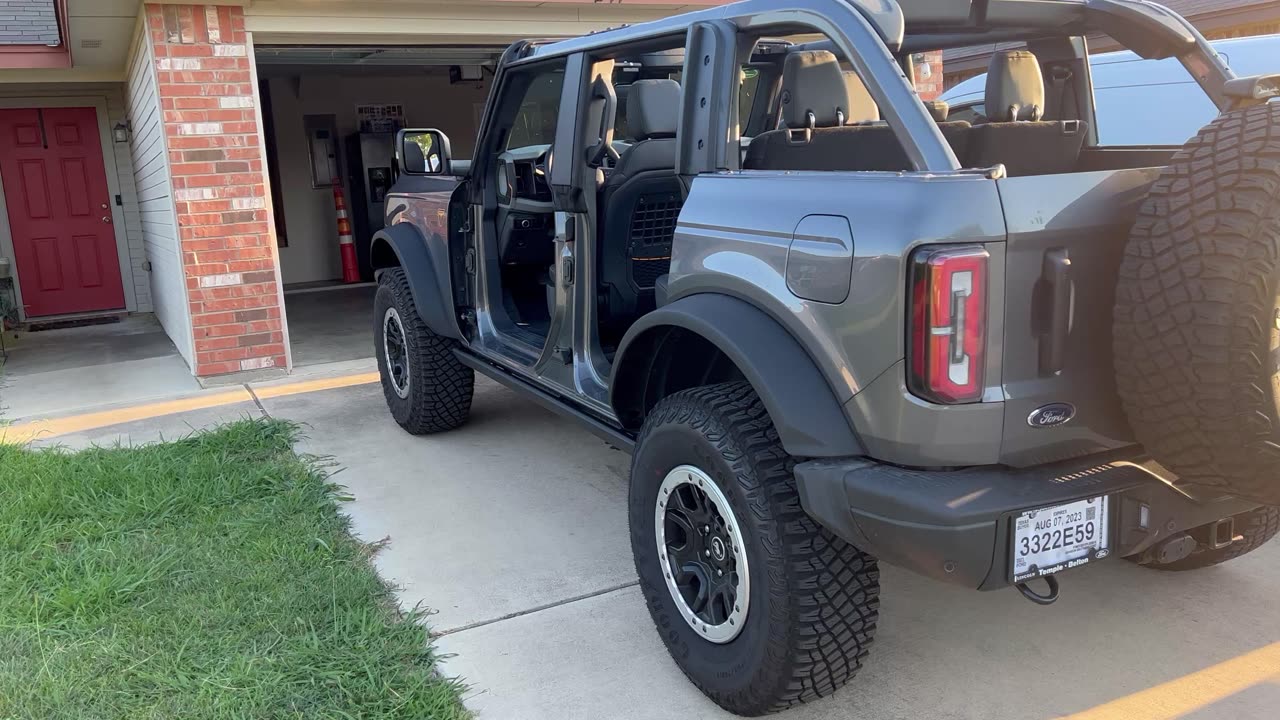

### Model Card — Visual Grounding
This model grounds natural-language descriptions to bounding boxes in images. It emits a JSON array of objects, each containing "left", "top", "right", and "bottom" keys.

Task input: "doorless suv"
[{"left": 370, "top": 0, "right": 1280, "bottom": 714}]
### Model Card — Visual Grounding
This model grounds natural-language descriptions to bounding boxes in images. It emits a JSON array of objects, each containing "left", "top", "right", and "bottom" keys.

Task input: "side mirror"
[{"left": 397, "top": 129, "right": 453, "bottom": 175}]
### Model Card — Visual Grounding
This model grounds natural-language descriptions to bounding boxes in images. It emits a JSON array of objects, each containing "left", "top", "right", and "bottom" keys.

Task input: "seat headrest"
[
  {"left": 628, "top": 79, "right": 680, "bottom": 141},
  {"left": 985, "top": 50, "right": 1045, "bottom": 122},
  {"left": 842, "top": 71, "right": 879, "bottom": 123},
  {"left": 780, "top": 51, "right": 849, "bottom": 129},
  {"left": 923, "top": 100, "right": 949, "bottom": 122}
]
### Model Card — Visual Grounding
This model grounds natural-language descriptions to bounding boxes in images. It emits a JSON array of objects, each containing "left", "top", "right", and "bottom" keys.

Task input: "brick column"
[
  {"left": 146, "top": 3, "right": 287, "bottom": 377},
  {"left": 914, "top": 50, "right": 945, "bottom": 101}
]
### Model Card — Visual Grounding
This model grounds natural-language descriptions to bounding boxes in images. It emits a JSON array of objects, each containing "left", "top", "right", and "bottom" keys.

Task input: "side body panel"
[
  {"left": 996, "top": 168, "right": 1160, "bottom": 467},
  {"left": 667, "top": 170, "right": 1009, "bottom": 467},
  {"left": 612, "top": 293, "right": 865, "bottom": 457},
  {"left": 376, "top": 176, "right": 464, "bottom": 338}
]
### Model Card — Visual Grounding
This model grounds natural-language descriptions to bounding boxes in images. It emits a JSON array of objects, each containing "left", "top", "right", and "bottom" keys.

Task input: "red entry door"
[{"left": 0, "top": 107, "right": 124, "bottom": 317}]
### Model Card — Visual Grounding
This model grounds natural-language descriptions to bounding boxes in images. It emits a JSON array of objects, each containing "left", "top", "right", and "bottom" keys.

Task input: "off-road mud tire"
[
  {"left": 374, "top": 268, "right": 473, "bottom": 434},
  {"left": 1114, "top": 102, "right": 1280, "bottom": 505},
  {"left": 629, "top": 381, "right": 880, "bottom": 716}
]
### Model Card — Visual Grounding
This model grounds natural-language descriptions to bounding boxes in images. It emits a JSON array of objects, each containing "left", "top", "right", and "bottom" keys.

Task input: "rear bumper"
[{"left": 794, "top": 451, "right": 1261, "bottom": 590}]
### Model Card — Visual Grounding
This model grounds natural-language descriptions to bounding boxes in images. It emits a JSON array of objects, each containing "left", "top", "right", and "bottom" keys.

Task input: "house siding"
[
  {"left": 0, "top": 82, "right": 151, "bottom": 316},
  {"left": 0, "top": 0, "right": 59, "bottom": 46},
  {"left": 125, "top": 22, "right": 194, "bottom": 366}
]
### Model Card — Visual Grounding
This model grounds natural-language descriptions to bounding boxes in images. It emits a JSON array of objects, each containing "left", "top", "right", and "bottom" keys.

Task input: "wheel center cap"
[{"left": 710, "top": 536, "right": 727, "bottom": 562}]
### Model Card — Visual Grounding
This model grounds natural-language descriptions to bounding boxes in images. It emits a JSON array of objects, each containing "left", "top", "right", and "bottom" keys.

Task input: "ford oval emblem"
[{"left": 1028, "top": 403, "right": 1075, "bottom": 428}]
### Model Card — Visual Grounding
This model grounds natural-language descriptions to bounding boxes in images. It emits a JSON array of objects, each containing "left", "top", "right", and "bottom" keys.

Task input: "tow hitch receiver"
[{"left": 1208, "top": 517, "right": 1240, "bottom": 550}]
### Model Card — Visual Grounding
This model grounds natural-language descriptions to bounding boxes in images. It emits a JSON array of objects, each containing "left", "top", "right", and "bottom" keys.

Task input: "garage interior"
[{"left": 254, "top": 45, "right": 498, "bottom": 367}]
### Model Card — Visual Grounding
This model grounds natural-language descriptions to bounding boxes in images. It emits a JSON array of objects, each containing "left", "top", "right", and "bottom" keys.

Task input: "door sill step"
[{"left": 26, "top": 312, "right": 125, "bottom": 332}]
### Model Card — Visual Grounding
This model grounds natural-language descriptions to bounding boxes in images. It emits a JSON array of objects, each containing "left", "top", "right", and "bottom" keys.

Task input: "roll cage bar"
[
  {"left": 472, "top": 0, "right": 1268, "bottom": 206},
  {"left": 512, "top": 0, "right": 1260, "bottom": 112}
]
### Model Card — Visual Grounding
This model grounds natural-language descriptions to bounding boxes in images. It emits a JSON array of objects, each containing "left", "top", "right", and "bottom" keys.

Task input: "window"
[
  {"left": 506, "top": 67, "right": 566, "bottom": 151},
  {"left": 1089, "top": 54, "right": 1214, "bottom": 146},
  {"left": 947, "top": 102, "right": 985, "bottom": 124}
]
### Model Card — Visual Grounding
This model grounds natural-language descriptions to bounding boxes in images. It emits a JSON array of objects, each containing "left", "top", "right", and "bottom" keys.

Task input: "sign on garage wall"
[{"left": 356, "top": 104, "right": 405, "bottom": 133}]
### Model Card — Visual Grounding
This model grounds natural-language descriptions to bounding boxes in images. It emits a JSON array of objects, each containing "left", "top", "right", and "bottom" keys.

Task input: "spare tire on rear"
[{"left": 1114, "top": 101, "right": 1280, "bottom": 506}]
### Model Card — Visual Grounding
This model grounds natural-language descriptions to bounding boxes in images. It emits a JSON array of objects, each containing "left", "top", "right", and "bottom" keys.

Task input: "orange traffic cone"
[{"left": 332, "top": 179, "right": 360, "bottom": 283}]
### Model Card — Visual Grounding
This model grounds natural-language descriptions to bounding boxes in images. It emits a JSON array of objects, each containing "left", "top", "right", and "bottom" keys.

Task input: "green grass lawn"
[{"left": 0, "top": 419, "right": 469, "bottom": 720}]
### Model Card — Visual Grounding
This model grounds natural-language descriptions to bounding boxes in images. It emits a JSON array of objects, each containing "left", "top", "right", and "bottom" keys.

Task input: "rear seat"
[
  {"left": 744, "top": 52, "right": 959, "bottom": 172},
  {"left": 744, "top": 51, "right": 919, "bottom": 171},
  {"left": 961, "top": 50, "right": 1087, "bottom": 176},
  {"left": 927, "top": 100, "right": 973, "bottom": 161},
  {"left": 745, "top": 49, "right": 1085, "bottom": 177}
]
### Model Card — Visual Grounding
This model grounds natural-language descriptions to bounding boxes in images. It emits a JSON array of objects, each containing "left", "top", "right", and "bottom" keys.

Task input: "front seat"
[
  {"left": 962, "top": 49, "right": 1088, "bottom": 176},
  {"left": 598, "top": 78, "right": 684, "bottom": 332}
]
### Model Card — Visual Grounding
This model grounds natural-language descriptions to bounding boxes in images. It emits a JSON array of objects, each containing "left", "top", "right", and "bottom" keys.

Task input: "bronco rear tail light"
[{"left": 908, "top": 245, "right": 989, "bottom": 404}]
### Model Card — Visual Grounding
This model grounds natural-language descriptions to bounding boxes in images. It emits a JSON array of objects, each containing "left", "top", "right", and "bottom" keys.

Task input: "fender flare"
[
  {"left": 369, "top": 223, "right": 460, "bottom": 339},
  {"left": 610, "top": 293, "right": 863, "bottom": 458}
]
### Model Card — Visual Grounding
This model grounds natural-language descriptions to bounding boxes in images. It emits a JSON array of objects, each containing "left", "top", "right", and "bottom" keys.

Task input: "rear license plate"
[{"left": 1011, "top": 495, "right": 1110, "bottom": 583}]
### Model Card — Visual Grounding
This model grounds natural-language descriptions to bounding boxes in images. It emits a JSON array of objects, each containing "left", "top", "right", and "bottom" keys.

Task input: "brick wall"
[
  {"left": 145, "top": 3, "right": 286, "bottom": 377},
  {"left": 913, "top": 50, "right": 944, "bottom": 101}
]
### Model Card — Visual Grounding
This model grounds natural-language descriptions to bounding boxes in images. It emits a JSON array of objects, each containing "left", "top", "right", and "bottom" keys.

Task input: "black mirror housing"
[
  {"left": 1224, "top": 74, "right": 1280, "bottom": 103},
  {"left": 397, "top": 129, "right": 453, "bottom": 175}
]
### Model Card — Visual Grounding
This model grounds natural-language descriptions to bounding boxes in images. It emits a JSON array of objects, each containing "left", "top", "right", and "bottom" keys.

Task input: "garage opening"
[{"left": 254, "top": 45, "right": 499, "bottom": 368}]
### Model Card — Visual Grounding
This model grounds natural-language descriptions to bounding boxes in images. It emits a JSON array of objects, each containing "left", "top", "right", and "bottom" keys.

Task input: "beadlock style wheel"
[
  {"left": 382, "top": 306, "right": 410, "bottom": 400},
  {"left": 374, "top": 267, "right": 474, "bottom": 435},
  {"left": 629, "top": 382, "right": 880, "bottom": 715},
  {"left": 655, "top": 464, "right": 750, "bottom": 644}
]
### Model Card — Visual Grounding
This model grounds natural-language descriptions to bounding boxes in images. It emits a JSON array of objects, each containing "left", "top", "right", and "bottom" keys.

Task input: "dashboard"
[
  {"left": 497, "top": 145, "right": 552, "bottom": 204},
  {"left": 495, "top": 145, "right": 555, "bottom": 265}
]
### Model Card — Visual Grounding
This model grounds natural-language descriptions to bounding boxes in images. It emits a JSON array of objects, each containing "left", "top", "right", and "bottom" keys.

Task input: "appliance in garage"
[
  {"left": 344, "top": 131, "right": 396, "bottom": 282},
  {"left": 345, "top": 102, "right": 406, "bottom": 280}
]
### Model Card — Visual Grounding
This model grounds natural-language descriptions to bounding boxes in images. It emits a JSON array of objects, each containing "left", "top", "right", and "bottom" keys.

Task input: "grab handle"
[{"left": 1038, "top": 249, "right": 1072, "bottom": 376}]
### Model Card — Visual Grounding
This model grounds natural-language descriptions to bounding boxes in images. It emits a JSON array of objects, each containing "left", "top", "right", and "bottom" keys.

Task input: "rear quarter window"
[
  {"left": 1093, "top": 37, "right": 1280, "bottom": 146},
  {"left": 1093, "top": 83, "right": 1217, "bottom": 146},
  {"left": 1090, "top": 55, "right": 1216, "bottom": 146}
]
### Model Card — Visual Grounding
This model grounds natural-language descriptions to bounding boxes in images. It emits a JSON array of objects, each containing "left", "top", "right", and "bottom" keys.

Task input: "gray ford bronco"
[{"left": 369, "top": 0, "right": 1280, "bottom": 714}]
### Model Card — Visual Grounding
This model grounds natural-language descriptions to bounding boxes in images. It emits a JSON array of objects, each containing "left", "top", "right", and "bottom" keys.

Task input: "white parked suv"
[{"left": 942, "top": 33, "right": 1280, "bottom": 145}]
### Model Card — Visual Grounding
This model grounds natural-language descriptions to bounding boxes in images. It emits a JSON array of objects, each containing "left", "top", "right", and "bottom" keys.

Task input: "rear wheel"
[
  {"left": 374, "top": 268, "right": 473, "bottom": 434},
  {"left": 1114, "top": 102, "right": 1280, "bottom": 505},
  {"left": 629, "top": 382, "right": 879, "bottom": 716}
]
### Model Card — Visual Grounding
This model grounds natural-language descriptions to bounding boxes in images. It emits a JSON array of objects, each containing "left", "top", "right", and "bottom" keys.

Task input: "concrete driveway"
[{"left": 17, "top": 374, "right": 1280, "bottom": 719}]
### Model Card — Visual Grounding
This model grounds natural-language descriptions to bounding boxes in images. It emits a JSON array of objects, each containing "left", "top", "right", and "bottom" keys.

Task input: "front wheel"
[
  {"left": 628, "top": 382, "right": 879, "bottom": 716},
  {"left": 374, "top": 267, "right": 473, "bottom": 434}
]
